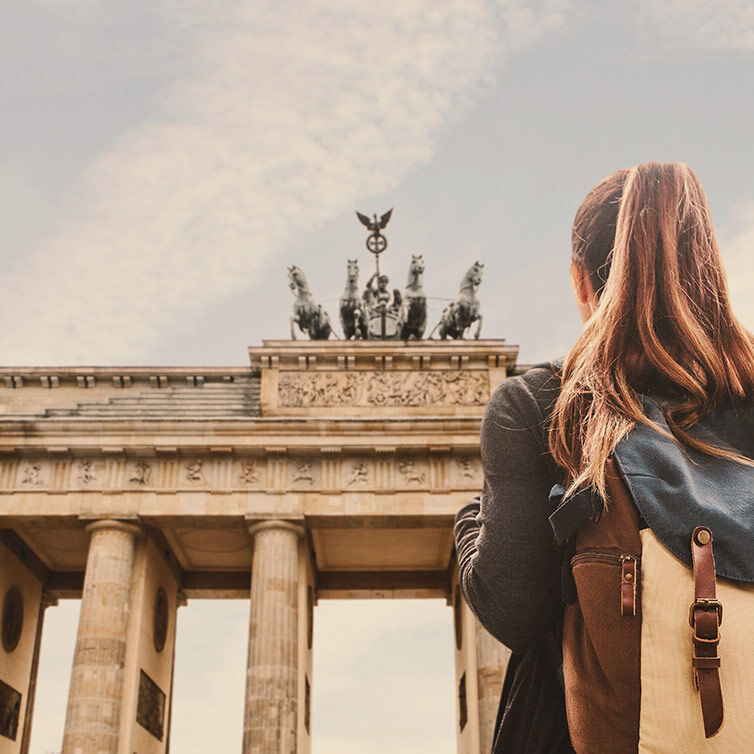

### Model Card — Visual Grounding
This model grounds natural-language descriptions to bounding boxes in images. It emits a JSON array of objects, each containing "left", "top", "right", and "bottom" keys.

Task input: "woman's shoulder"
[{"left": 487, "top": 359, "right": 562, "bottom": 426}]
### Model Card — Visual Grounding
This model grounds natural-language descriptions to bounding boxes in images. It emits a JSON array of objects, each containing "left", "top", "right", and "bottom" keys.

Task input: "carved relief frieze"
[
  {"left": 344, "top": 461, "right": 370, "bottom": 487},
  {"left": 128, "top": 461, "right": 153, "bottom": 486},
  {"left": 397, "top": 459, "right": 426, "bottom": 487},
  {"left": 455, "top": 456, "right": 481, "bottom": 487},
  {"left": 66, "top": 458, "right": 105, "bottom": 490},
  {"left": 20, "top": 462, "right": 45, "bottom": 488},
  {"left": 2, "top": 449, "right": 481, "bottom": 493},
  {"left": 289, "top": 458, "right": 319, "bottom": 489},
  {"left": 238, "top": 459, "right": 263, "bottom": 487},
  {"left": 77, "top": 459, "right": 98, "bottom": 486},
  {"left": 457, "top": 457, "right": 475, "bottom": 480},
  {"left": 183, "top": 459, "right": 206, "bottom": 485},
  {"left": 278, "top": 370, "right": 489, "bottom": 407}
]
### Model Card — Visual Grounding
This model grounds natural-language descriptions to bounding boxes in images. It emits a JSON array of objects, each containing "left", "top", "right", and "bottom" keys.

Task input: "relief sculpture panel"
[
  {"left": 136, "top": 670, "right": 165, "bottom": 740},
  {"left": 288, "top": 458, "right": 320, "bottom": 489},
  {"left": 0, "top": 679, "right": 21, "bottom": 741},
  {"left": 278, "top": 370, "right": 488, "bottom": 407},
  {"left": 20, "top": 461, "right": 47, "bottom": 488}
]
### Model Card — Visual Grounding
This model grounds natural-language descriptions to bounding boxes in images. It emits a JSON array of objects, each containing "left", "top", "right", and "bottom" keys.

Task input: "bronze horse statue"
[
  {"left": 430, "top": 261, "right": 483, "bottom": 339},
  {"left": 288, "top": 265, "right": 332, "bottom": 340},
  {"left": 339, "top": 259, "right": 366, "bottom": 340},
  {"left": 400, "top": 254, "right": 427, "bottom": 340}
]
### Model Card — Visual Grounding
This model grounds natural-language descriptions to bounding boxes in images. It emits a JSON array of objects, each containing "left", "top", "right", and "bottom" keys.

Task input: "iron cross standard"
[{"left": 356, "top": 208, "right": 393, "bottom": 276}]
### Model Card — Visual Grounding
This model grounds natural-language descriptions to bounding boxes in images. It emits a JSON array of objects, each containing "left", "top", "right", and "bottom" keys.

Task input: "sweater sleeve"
[{"left": 454, "top": 366, "right": 562, "bottom": 653}]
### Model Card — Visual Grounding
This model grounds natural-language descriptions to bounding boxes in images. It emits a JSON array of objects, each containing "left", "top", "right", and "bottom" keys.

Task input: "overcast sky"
[{"left": 3, "top": 1, "right": 754, "bottom": 752}]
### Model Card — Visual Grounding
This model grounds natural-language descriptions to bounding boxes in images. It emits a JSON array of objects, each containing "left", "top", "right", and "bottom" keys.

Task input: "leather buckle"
[{"left": 688, "top": 598, "right": 723, "bottom": 628}]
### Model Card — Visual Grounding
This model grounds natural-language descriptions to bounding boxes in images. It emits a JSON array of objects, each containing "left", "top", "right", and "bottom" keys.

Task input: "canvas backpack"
[{"left": 548, "top": 399, "right": 754, "bottom": 753}]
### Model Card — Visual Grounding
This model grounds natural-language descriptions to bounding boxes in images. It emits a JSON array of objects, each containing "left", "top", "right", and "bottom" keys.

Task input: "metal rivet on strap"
[
  {"left": 624, "top": 572, "right": 633, "bottom": 581},
  {"left": 696, "top": 529, "right": 711, "bottom": 546}
]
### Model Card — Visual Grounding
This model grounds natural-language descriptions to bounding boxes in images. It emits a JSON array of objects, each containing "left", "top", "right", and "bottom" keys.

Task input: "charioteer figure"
[
  {"left": 363, "top": 272, "right": 402, "bottom": 338},
  {"left": 364, "top": 272, "right": 401, "bottom": 313}
]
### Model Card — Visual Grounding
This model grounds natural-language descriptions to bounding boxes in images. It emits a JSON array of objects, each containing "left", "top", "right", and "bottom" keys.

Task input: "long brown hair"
[{"left": 550, "top": 162, "right": 754, "bottom": 498}]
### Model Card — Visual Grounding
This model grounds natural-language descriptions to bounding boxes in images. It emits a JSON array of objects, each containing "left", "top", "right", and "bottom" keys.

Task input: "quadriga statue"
[
  {"left": 339, "top": 259, "right": 366, "bottom": 340},
  {"left": 400, "top": 254, "right": 427, "bottom": 340},
  {"left": 288, "top": 265, "right": 332, "bottom": 340},
  {"left": 430, "top": 261, "right": 483, "bottom": 340}
]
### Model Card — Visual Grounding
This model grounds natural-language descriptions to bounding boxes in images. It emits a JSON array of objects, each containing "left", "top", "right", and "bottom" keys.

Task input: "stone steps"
[{"left": 43, "top": 380, "right": 261, "bottom": 419}]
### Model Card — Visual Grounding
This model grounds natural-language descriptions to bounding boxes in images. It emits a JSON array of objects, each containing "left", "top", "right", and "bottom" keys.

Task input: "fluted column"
[
  {"left": 244, "top": 520, "right": 305, "bottom": 753},
  {"left": 475, "top": 618, "right": 511, "bottom": 753},
  {"left": 62, "top": 519, "right": 140, "bottom": 754}
]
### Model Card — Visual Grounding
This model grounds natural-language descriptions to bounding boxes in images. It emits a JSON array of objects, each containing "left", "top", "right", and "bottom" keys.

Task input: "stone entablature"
[
  {"left": 0, "top": 339, "right": 518, "bottom": 753},
  {"left": 249, "top": 339, "right": 517, "bottom": 417},
  {"left": 0, "top": 366, "right": 252, "bottom": 392},
  {"left": 0, "top": 447, "right": 482, "bottom": 495}
]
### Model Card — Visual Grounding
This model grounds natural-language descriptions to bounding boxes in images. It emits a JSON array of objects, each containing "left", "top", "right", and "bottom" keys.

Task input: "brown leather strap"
[
  {"left": 690, "top": 526, "right": 724, "bottom": 738},
  {"left": 620, "top": 555, "right": 637, "bottom": 616}
]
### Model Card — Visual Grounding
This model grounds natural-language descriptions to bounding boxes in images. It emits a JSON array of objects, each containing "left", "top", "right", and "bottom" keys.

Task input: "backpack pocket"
[{"left": 564, "top": 547, "right": 642, "bottom": 754}]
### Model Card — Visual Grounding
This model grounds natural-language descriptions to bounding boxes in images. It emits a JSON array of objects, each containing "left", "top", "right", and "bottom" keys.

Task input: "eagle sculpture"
[{"left": 356, "top": 208, "right": 393, "bottom": 232}]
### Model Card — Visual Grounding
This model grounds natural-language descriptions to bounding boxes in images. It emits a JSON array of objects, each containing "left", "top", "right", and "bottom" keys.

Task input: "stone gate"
[{"left": 0, "top": 338, "right": 518, "bottom": 753}]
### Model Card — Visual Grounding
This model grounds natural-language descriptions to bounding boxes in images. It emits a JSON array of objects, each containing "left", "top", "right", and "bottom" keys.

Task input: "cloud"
[
  {"left": 1, "top": 0, "right": 501, "bottom": 364},
  {"left": 720, "top": 201, "right": 754, "bottom": 331},
  {"left": 1, "top": 0, "right": 577, "bottom": 365},
  {"left": 636, "top": 0, "right": 754, "bottom": 50},
  {"left": 495, "top": 0, "right": 570, "bottom": 50}
]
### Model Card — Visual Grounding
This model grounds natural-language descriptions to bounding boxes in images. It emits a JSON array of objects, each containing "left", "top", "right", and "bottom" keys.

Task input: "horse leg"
[
  {"left": 474, "top": 313, "right": 482, "bottom": 340},
  {"left": 319, "top": 307, "right": 333, "bottom": 340},
  {"left": 429, "top": 304, "right": 450, "bottom": 340},
  {"left": 290, "top": 315, "right": 298, "bottom": 340}
]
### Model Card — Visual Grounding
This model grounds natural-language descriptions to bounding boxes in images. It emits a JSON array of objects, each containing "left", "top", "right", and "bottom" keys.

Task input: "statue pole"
[{"left": 355, "top": 208, "right": 393, "bottom": 340}]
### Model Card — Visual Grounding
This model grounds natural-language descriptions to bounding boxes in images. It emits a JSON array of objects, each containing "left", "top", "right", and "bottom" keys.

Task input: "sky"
[{"left": 3, "top": 0, "right": 754, "bottom": 751}]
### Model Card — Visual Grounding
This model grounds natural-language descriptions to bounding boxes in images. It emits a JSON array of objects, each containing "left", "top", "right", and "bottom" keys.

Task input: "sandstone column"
[
  {"left": 244, "top": 520, "right": 305, "bottom": 754},
  {"left": 452, "top": 571, "right": 511, "bottom": 754},
  {"left": 475, "top": 618, "right": 511, "bottom": 753},
  {"left": 62, "top": 519, "right": 141, "bottom": 754}
]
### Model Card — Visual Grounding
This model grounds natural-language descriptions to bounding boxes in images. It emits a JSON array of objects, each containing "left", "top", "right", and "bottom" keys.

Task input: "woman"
[{"left": 455, "top": 162, "right": 754, "bottom": 753}]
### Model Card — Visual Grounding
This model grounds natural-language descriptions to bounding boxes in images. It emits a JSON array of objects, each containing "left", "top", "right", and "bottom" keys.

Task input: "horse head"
[
  {"left": 406, "top": 254, "right": 425, "bottom": 289},
  {"left": 461, "top": 261, "right": 484, "bottom": 293},
  {"left": 410, "top": 254, "right": 425, "bottom": 274},
  {"left": 288, "top": 265, "right": 309, "bottom": 295},
  {"left": 346, "top": 259, "right": 359, "bottom": 285}
]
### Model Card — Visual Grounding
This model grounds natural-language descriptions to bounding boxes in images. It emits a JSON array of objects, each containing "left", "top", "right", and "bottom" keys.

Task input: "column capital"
[
  {"left": 247, "top": 519, "right": 305, "bottom": 539},
  {"left": 84, "top": 519, "right": 142, "bottom": 538}
]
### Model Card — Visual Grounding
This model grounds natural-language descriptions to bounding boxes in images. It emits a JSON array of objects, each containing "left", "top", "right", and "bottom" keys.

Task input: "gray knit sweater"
[{"left": 454, "top": 362, "right": 562, "bottom": 653}]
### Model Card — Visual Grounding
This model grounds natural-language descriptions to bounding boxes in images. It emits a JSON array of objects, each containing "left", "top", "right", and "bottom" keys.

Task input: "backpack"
[{"left": 548, "top": 397, "right": 754, "bottom": 753}]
